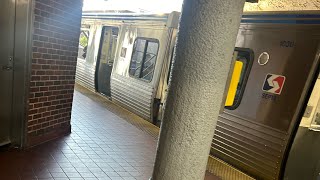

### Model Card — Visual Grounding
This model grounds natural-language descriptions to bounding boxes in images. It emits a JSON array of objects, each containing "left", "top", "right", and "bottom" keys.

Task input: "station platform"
[{"left": 0, "top": 84, "right": 218, "bottom": 180}]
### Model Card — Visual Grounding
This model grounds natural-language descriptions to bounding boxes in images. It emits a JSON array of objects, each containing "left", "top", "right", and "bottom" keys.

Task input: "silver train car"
[
  {"left": 75, "top": 11, "right": 320, "bottom": 180},
  {"left": 209, "top": 11, "right": 320, "bottom": 180},
  {"left": 76, "top": 12, "right": 179, "bottom": 124}
]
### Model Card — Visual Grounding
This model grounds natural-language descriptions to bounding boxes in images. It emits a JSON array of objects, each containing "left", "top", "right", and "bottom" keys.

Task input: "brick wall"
[{"left": 27, "top": 0, "right": 82, "bottom": 146}]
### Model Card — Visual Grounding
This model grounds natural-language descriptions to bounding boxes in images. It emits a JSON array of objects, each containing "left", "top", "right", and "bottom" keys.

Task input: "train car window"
[
  {"left": 77, "top": 30, "right": 89, "bottom": 60},
  {"left": 225, "top": 48, "right": 253, "bottom": 110},
  {"left": 129, "top": 38, "right": 159, "bottom": 82},
  {"left": 225, "top": 61, "right": 243, "bottom": 106}
]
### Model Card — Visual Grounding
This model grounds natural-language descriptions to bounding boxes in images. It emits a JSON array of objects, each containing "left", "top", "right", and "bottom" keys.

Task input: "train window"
[
  {"left": 129, "top": 38, "right": 159, "bottom": 82},
  {"left": 77, "top": 30, "right": 89, "bottom": 60},
  {"left": 225, "top": 48, "right": 253, "bottom": 110}
]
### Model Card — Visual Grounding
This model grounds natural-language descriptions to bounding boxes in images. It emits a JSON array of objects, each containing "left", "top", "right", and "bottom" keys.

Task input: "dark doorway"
[{"left": 96, "top": 26, "right": 119, "bottom": 97}]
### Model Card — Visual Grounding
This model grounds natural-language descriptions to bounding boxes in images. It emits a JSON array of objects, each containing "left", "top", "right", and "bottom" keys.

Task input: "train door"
[
  {"left": 284, "top": 75, "right": 320, "bottom": 180},
  {"left": 0, "top": 0, "right": 15, "bottom": 145},
  {"left": 96, "top": 26, "right": 119, "bottom": 97}
]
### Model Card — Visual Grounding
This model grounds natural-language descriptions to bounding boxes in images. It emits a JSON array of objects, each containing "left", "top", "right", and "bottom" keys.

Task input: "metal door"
[
  {"left": 96, "top": 27, "right": 118, "bottom": 97},
  {"left": 0, "top": 0, "right": 15, "bottom": 145}
]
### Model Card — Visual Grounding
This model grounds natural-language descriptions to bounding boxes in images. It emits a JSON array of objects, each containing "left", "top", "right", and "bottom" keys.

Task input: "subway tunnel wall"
[{"left": 27, "top": 0, "right": 83, "bottom": 147}]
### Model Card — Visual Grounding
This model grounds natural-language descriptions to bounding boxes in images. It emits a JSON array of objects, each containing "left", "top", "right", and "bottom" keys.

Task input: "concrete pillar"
[{"left": 152, "top": 0, "right": 245, "bottom": 179}]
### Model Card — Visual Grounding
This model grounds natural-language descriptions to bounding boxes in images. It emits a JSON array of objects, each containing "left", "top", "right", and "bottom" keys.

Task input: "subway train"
[
  {"left": 75, "top": 11, "right": 320, "bottom": 180},
  {"left": 76, "top": 12, "right": 179, "bottom": 125}
]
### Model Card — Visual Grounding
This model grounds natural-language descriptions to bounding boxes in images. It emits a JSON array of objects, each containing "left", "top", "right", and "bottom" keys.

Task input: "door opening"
[{"left": 96, "top": 26, "right": 119, "bottom": 97}]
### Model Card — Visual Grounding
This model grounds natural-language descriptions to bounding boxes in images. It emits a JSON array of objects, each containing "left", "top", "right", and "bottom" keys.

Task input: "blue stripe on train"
[
  {"left": 241, "top": 19, "right": 320, "bottom": 24},
  {"left": 242, "top": 14, "right": 320, "bottom": 19},
  {"left": 241, "top": 14, "right": 320, "bottom": 24}
]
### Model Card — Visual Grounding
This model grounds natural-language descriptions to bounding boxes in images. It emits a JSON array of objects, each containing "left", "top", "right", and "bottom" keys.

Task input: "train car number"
[
  {"left": 262, "top": 93, "right": 277, "bottom": 101},
  {"left": 280, "top": 40, "right": 295, "bottom": 48}
]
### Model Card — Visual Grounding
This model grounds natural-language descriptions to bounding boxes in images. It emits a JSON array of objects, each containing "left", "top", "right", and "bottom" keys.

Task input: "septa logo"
[{"left": 262, "top": 74, "right": 286, "bottom": 95}]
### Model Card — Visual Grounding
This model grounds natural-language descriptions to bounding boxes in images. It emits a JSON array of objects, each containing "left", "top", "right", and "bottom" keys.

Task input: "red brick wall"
[{"left": 27, "top": 0, "right": 82, "bottom": 146}]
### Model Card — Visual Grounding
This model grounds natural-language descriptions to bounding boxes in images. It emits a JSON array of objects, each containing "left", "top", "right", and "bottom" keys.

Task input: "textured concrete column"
[{"left": 152, "top": 0, "right": 245, "bottom": 179}]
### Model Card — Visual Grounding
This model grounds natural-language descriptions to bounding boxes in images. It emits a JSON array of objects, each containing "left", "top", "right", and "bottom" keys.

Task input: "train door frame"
[{"left": 154, "top": 28, "right": 178, "bottom": 125}]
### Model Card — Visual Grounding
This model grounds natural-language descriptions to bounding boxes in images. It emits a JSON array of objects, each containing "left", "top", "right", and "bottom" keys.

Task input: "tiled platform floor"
[{"left": 0, "top": 86, "right": 218, "bottom": 180}]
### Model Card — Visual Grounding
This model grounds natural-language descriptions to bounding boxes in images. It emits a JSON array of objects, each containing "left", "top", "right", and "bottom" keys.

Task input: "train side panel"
[
  {"left": 211, "top": 14, "right": 320, "bottom": 180},
  {"left": 75, "top": 24, "right": 103, "bottom": 91},
  {"left": 111, "top": 25, "right": 172, "bottom": 121}
]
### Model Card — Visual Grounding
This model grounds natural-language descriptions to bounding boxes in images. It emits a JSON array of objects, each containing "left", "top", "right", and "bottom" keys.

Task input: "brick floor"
[
  {"left": 0, "top": 86, "right": 218, "bottom": 180},
  {"left": 0, "top": 89, "right": 156, "bottom": 180}
]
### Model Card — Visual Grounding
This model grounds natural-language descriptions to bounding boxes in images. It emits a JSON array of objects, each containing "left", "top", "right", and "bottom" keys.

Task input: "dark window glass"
[
  {"left": 129, "top": 38, "right": 159, "bottom": 81},
  {"left": 225, "top": 48, "right": 253, "bottom": 110}
]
